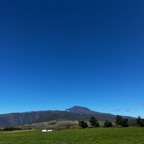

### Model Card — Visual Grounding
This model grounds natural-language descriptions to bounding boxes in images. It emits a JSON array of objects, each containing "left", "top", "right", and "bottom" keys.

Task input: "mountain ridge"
[{"left": 0, "top": 106, "right": 135, "bottom": 128}]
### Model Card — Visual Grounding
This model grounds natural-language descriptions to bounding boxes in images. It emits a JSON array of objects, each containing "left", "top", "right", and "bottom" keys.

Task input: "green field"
[{"left": 0, "top": 128, "right": 144, "bottom": 144}]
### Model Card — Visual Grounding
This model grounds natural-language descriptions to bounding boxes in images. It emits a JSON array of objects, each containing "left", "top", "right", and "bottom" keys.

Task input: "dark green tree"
[
  {"left": 89, "top": 117, "right": 99, "bottom": 127},
  {"left": 115, "top": 115, "right": 123, "bottom": 126},
  {"left": 104, "top": 120, "right": 113, "bottom": 128},
  {"left": 137, "top": 116, "right": 142, "bottom": 126},
  {"left": 141, "top": 120, "right": 144, "bottom": 127},
  {"left": 78, "top": 121, "right": 88, "bottom": 128},
  {"left": 115, "top": 115, "right": 129, "bottom": 127},
  {"left": 121, "top": 118, "right": 128, "bottom": 127},
  {"left": 137, "top": 116, "right": 144, "bottom": 127}
]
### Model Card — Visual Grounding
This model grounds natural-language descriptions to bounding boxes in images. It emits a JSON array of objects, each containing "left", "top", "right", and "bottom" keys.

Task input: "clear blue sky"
[{"left": 0, "top": 0, "right": 144, "bottom": 117}]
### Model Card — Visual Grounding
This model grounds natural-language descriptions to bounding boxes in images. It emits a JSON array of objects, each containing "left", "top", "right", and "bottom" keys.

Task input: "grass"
[{"left": 0, "top": 128, "right": 144, "bottom": 144}]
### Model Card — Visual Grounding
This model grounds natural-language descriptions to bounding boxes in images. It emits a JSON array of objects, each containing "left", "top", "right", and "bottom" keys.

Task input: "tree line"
[
  {"left": 0, "top": 127, "right": 22, "bottom": 131},
  {"left": 78, "top": 115, "right": 144, "bottom": 128}
]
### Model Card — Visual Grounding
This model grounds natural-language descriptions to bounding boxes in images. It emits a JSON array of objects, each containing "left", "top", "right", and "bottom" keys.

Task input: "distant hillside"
[{"left": 0, "top": 106, "right": 135, "bottom": 128}]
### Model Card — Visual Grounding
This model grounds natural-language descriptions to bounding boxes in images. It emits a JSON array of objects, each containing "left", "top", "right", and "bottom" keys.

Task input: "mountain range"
[{"left": 0, "top": 106, "right": 135, "bottom": 128}]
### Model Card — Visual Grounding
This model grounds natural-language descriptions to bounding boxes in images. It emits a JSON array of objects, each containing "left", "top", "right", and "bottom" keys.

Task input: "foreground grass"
[{"left": 0, "top": 128, "right": 144, "bottom": 144}]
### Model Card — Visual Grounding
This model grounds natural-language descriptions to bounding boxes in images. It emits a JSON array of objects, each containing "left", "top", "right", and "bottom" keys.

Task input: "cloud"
[
  {"left": 137, "top": 101, "right": 144, "bottom": 107},
  {"left": 126, "top": 109, "right": 130, "bottom": 112}
]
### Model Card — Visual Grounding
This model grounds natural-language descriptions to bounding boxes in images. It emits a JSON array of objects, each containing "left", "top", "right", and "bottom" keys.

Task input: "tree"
[
  {"left": 89, "top": 117, "right": 99, "bottom": 127},
  {"left": 115, "top": 115, "right": 129, "bottom": 127},
  {"left": 121, "top": 118, "right": 128, "bottom": 127},
  {"left": 115, "top": 115, "right": 123, "bottom": 126},
  {"left": 137, "top": 116, "right": 141, "bottom": 125},
  {"left": 137, "top": 116, "right": 144, "bottom": 127},
  {"left": 3, "top": 127, "right": 22, "bottom": 131},
  {"left": 78, "top": 121, "right": 88, "bottom": 128},
  {"left": 104, "top": 120, "right": 113, "bottom": 128},
  {"left": 141, "top": 120, "right": 144, "bottom": 127}
]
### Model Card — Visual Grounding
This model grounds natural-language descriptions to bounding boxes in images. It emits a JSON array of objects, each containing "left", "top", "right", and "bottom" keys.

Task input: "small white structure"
[
  {"left": 47, "top": 129, "right": 53, "bottom": 132},
  {"left": 42, "top": 129, "right": 47, "bottom": 132},
  {"left": 42, "top": 129, "right": 53, "bottom": 132}
]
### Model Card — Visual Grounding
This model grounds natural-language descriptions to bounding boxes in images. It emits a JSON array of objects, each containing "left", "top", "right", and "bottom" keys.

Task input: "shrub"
[
  {"left": 3, "top": 127, "right": 22, "bottom": 131},
  {"left": 89, "top": 117, "right": 99, "bottom": 127},
  {"left": 78, "top": 121, "right": 88, "bottom": 128},
  {"left": 104, "top": 120, "right": 113, "bottom": 128}
]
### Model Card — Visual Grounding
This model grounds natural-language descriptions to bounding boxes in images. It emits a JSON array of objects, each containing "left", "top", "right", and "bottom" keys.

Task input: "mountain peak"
[{"left": 65, "top": 106, "right": 96, "bottom": 115}]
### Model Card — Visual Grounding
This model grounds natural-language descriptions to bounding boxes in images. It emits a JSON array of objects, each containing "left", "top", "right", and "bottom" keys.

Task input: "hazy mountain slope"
[
  {"left": 0, "top": 110, "right": 82, "bottom": 127},
  {"left": 0, "top": 106, "right": 135, "bottom": 128}
]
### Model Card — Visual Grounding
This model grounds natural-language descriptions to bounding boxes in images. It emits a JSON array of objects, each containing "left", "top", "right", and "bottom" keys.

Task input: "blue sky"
[{"left": 0, "top": 0, "right": 144, "bottom": 117}]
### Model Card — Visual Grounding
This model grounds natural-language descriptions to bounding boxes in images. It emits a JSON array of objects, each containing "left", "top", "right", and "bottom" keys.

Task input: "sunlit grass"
[{"left": 0, "top": 128, "right": 144, "bottom": 144}]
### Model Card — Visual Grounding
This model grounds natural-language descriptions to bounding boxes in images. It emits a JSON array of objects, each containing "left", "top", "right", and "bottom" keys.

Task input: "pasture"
[{"left": 0, "top": 128, "right": 144, "bottom": 144}]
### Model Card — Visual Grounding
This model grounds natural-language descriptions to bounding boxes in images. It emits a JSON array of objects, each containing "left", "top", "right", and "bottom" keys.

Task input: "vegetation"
[
  {"left": 3, "top": 127, "right": 22, "bottom": 131},
  {"left": 89, "top": 116, "right": 99, "bottom": 127},
  {"left": 20, "top": 120, "right": 78, "bottom": 130},
  {"left": 104, "top": 120, "right": 113, "bottom": 127},
  {"left": 0, "top": 115, "right": 144, "bottom": 144},
  {"left": 121, "top": 118, "right": 129, "bottom": 127},
  {"left": 137, "top": 116, "right": 144, "bottom": 127},
  {"left": 78, "top": 121, "right": 88, "bottom": 128},
  {"left": 115, "top": 115, "right": 128, "bottom": 127},
  {"left": 0, "top": 128, "right": 144, "bottom": 144}
]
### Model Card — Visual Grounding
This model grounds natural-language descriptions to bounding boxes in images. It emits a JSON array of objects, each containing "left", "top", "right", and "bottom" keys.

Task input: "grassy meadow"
[{"left": 0, "top": 128, "right": 144, "bottom": 144}]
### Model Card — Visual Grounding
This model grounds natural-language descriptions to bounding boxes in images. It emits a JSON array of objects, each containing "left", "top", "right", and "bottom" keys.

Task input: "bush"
[
  {"left": 89, "top": 117, "right": 99, "bottom": 127},
  {"left": 121, "top": 118, "right": 128, "bottom": 127},
  {"left": 78, "top": 121, "right": 88, "bottom": 128},
  {"left": 137, "top": 116, "right": 144, "bottom": 127},
  {"left": 104, "top": 120, "right": 113, "bottom": 128},
  {"left": 115, "top": 115, "right": 128, "bottom": 127},
  {"left": 3, "top": 127, "right": 22, "bottom": 131}
]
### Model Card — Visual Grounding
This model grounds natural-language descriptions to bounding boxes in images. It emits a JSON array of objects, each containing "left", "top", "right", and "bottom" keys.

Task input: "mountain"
[
  {"left": 0, "top": 106, "right": 135, "bottom": 128},
  {"left": 65, "top": 106, "right": 98, "bottom": 114}
]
